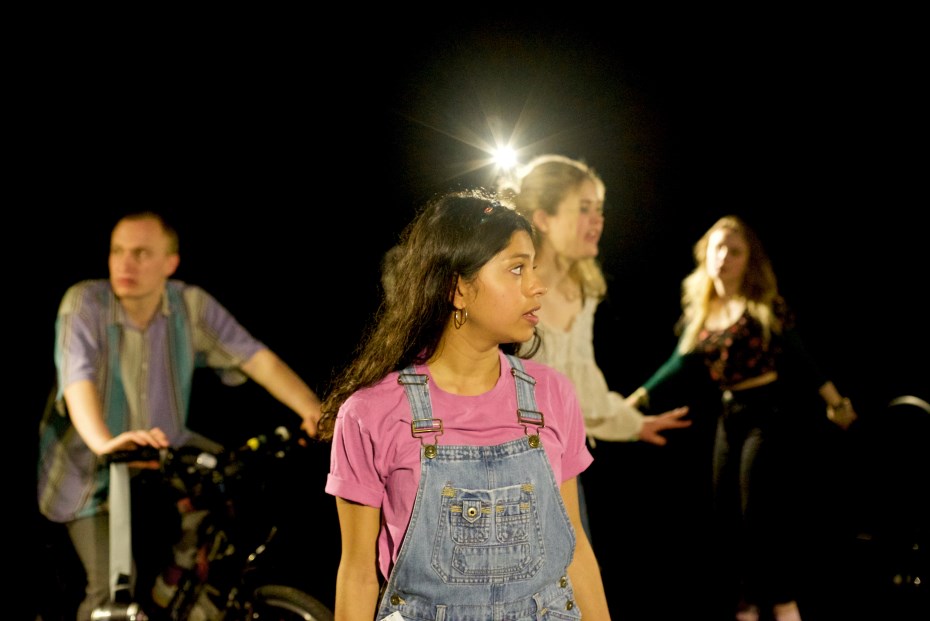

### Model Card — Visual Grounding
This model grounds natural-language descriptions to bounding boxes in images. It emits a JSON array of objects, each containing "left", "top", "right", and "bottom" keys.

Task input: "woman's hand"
[
  {"left": 827, "top": 398, "right": 857, "bottom": 430},
  {"left": 639, "top": 407, "right": 691, "bottom": 446}
]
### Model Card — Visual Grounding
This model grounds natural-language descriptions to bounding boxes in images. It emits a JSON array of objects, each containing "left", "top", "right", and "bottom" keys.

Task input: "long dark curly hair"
[{"left": 318, "top": 188, "right": 539, "bottom": 441}]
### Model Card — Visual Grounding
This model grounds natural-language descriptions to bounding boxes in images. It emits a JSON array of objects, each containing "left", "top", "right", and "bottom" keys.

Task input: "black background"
[{"left": 21, "top": 14, "right": 928, "bottom": 620}]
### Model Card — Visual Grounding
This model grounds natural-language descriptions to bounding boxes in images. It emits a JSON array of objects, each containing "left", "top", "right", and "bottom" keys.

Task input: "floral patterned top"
[
  {"left": 643, "top": 297, "right": 826, "bottom": 395},
  {"left": 695, "top": 298, "right": 793, "bottom": 387}
]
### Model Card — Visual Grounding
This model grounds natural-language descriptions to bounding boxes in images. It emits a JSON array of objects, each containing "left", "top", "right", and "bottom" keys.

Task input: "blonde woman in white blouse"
[
  {"left": 509, "top": 154, "right": 690, "bottom": 447},
  {"left": 506, "top": 155, "right": 691, "bottom": 602}
]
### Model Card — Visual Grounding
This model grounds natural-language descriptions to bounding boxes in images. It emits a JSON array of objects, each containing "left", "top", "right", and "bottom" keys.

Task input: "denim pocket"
[{"left": 432, "top": 482, "right": 544, "bottom": 583}]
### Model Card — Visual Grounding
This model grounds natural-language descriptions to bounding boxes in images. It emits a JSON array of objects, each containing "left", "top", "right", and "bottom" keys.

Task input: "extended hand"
[{"left": 639, "top": 407, "right": 691, "bottom": 446}]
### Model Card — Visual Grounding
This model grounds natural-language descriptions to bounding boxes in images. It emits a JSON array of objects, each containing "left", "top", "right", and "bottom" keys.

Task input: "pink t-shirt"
[{"left": 325, "top": 350, "right": 593, "bottom": 579}]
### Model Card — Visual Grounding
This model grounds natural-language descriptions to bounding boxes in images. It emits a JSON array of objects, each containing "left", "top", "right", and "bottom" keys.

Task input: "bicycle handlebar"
[
  {"left": 101, "top": 425, "right": 309, "bottom": 469},
  {"left": 103, "top": 445, "right": 164, "bottom": 466}
]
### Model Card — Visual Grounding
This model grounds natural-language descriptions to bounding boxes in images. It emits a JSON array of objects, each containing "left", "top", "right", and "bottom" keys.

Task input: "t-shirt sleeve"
[
  {"left": 56, "top": 283, "right": 103, "bottom": 392},
  {"left": 183, "top": 286, "right": 266, "bottom": 384},
  {"left": 324, "top": 399, "right": 385, "bottom": 508}
]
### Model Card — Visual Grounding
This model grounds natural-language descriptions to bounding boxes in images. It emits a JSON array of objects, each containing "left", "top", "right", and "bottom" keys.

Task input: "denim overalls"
[{"left": 375, "top": 355, "right": 582, "bottom": 621}]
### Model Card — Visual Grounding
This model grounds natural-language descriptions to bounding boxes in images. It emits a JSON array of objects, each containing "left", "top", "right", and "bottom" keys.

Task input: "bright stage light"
[{"left": 493, "top": 146, "right": 519, "bottom": 172}]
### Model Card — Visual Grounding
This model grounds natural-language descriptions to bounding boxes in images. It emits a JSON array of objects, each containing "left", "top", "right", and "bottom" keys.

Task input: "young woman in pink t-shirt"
[{"left": 318, "top": 188, "right": 611, "bottom": 620}]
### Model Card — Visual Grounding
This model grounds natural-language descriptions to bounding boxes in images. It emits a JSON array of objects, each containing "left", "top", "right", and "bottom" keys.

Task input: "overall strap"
[
  {"left": 398, "top": 356, "right": 547, "bottom": 455},
  {"left": 506, "top": 354, "right": 546, "bottom": 445},
  {"left": 398, "top": 365, "right": 442, "bottom": 458}
]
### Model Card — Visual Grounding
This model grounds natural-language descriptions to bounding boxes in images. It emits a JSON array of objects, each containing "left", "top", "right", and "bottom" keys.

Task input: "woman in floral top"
[{"left": 627, "top": 215, "right": 857, "bottom": 621}]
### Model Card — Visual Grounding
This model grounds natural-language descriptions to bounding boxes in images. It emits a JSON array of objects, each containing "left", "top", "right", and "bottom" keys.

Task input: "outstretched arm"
[
  {"left": 241, "top": 348, "right": 322, "bottom": 438},
  {"left": 625, "top": 344, "right": 691, "bottom": 413},
  {"left": 584, "top": 393, "right": 690, "bottom": 445}
]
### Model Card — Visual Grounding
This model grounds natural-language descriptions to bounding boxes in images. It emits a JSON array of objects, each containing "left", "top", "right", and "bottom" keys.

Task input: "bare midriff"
[{"left": 727, "top": 370, "right": 778, "bottom": 392}]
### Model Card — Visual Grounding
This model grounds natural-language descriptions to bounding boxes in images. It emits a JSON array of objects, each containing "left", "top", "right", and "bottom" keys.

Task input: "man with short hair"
[{"left": 37, "top": 211, "right": 322, "bottom": 620}]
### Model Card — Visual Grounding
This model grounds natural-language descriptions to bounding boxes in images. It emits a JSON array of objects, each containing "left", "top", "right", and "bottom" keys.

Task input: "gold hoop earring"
[{"left": 453, "top": 308, "right": 468, "bottom": 329}]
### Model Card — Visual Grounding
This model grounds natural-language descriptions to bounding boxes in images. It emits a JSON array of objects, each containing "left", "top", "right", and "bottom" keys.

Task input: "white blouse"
[{"left": 527, "top": 297, "right": 644, "bottom": 443}]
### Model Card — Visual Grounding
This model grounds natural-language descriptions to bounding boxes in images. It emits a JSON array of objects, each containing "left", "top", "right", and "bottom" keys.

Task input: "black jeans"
[{"left": 712, "top": 381, "right": 800, "bottom": 611}]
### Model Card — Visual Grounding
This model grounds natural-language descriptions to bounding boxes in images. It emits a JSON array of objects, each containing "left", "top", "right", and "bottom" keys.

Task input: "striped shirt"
[{"left": 37, "top": 279, "right": 265, "bottom": 523}]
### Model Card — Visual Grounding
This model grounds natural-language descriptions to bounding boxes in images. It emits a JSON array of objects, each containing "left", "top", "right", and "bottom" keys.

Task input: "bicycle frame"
[{"left": 90, "top": 428, "right": 333, "bottom": 621}]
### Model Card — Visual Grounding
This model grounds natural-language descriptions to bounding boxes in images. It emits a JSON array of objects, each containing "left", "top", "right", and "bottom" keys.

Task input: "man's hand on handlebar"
[{"left": 102, "top": 427, "right": 170, "bottom": 469}]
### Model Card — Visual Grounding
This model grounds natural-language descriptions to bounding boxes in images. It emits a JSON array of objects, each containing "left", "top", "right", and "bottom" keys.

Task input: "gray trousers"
[{"left": 66, "top": 514, "right": 123, "bottom": 621}]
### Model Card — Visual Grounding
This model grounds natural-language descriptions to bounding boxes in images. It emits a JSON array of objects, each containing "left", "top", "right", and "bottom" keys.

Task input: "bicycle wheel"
[{"left": 249, "top": 584, "right": 334, "bottom": 621}]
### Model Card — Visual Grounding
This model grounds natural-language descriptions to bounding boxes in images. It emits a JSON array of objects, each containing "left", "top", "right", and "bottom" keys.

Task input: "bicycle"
[{"left": 89, "top": 425, "right": 335, "bottom": 621}]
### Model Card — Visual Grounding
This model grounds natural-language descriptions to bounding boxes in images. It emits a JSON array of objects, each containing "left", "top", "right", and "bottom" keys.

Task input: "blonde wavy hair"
[
  {"left": 505, "top": 154, "right": 608, "bottom": 299},
  {"left": 676, "top": 215, "right": 781, "bottom": 353}
]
